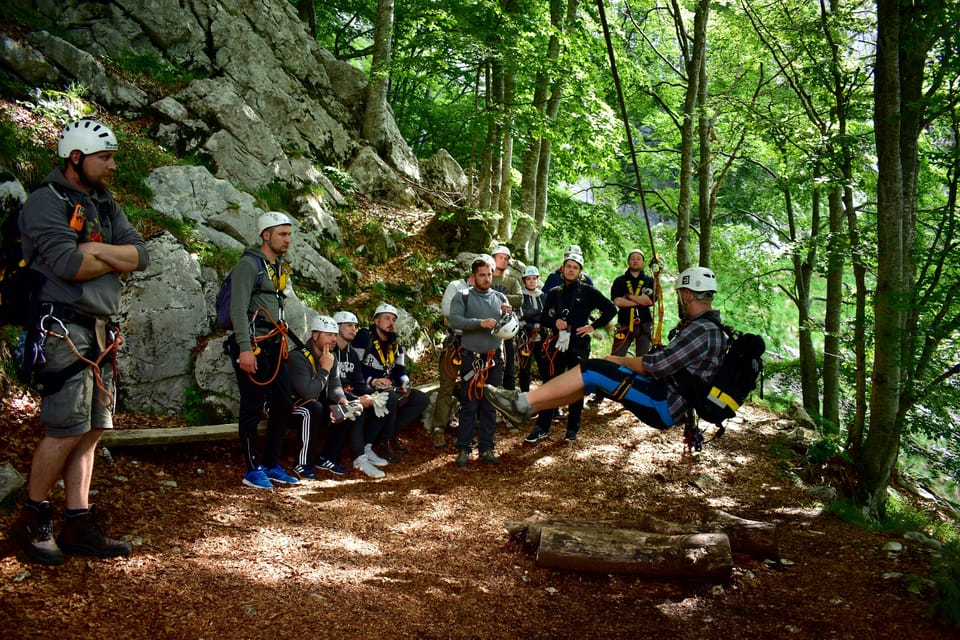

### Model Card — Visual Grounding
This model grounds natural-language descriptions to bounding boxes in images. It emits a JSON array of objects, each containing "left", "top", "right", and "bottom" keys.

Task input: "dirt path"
[{"left": 0, "top": 396, "right": 951, "bottom": 639}]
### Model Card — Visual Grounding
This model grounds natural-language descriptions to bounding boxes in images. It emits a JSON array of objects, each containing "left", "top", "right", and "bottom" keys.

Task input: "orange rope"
[
  {"left": 248, "top": 307, "right": 290, "bottom": 387},
  {"left": 57, "top": 327, "right": 123, "bottom": 409},
  {"left": 467, "top": 349, "right": 496, "bottom": 401},
  {"left": 541, "top": 333, "right": 561, "bottom": 377}
]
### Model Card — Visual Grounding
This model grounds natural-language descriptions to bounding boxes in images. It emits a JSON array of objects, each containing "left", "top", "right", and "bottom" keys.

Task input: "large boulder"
[{"left": 118, "top": 232, "right": 209, "bottom": 414}]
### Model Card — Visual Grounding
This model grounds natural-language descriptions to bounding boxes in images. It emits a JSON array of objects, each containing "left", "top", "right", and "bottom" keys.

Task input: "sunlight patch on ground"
[
  {"left": 705, "top": 496, "right": 741, "bottom": 509},
  {"left": 655, "top": 596, "right": 708, "bottom": 620},
  {"left": 530, "top": 455, "right": 558, "bottom": 468}
]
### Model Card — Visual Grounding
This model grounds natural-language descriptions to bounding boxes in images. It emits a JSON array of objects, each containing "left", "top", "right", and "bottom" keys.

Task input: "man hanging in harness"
[{"left": 486, "top": 267, "right": 726, "bottom": 438}]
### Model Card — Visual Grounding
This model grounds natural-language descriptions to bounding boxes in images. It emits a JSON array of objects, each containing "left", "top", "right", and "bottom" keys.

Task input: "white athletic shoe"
[
  {"left": 354, "top": 455, "right": 386, "bottom": 479},
  {"left": 364, "top": 443, "right": 389, "bottom": 467}
]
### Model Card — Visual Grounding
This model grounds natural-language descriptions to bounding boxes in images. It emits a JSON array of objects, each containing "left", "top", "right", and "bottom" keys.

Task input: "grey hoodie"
[{"left": 19, "top": 169, "right": 148, "bottom": 317}]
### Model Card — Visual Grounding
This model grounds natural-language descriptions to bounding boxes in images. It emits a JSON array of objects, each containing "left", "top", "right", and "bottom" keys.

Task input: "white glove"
[
  {"left": 399, "top": 375, "right": 412, "bottom": 393},
  {"left": 344, "top": 400, "right": 364, "bottom": 420},
  {"left": 556, "top": 329, "right": 571, "bottom": 352},
  {"left": 371, "top": 391, "right": 390, "bottom": 417}
]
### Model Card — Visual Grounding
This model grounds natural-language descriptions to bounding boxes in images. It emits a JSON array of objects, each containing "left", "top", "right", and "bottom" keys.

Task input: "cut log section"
[
  {"left": 506, "top": 509, "right": 779, "bottom": 566},
  {"left": 536, "top": 525, "right": 733, "bottom": 578}
]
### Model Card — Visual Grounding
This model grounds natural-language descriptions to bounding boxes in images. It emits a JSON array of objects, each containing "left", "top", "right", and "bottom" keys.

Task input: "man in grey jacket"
[
  {"left": 225, "top": 211, "right": 298, "bottom": 489},
  {"left": 10, "top": 119, "right": 149, "bottom": 566},
  {"left": 449, "top": 257, "right": 513, "bottom": 467}
]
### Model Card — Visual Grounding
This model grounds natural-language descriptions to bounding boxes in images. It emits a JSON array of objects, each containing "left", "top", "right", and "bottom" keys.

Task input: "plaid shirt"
[{"left": 642, "top": 310, "right": 727, "bottom": 424}]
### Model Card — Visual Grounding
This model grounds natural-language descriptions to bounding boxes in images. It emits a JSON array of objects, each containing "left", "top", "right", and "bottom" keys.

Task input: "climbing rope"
[
  {"left": 596, "top": 0, "right": 666, "bottom": 346},
  {"left": 466, "top": 349, "right": 497, "bottom": 402},
  {"left": 247, "top": 306, "right": 291, "bottom": 386},
  {"left": 40, "top": 314, "right": 122, "bottom": 408}
]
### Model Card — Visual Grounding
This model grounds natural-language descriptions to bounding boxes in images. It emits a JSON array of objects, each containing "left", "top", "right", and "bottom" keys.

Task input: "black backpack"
[
  {"left": 0, "top": 204, "right": 44, "bottom": 329},
  {"left": 674, "top": 316, "right": 766, "bottom": 430},
  {"left": 1, "top": 184, "right": 86, "bottom": 385}
]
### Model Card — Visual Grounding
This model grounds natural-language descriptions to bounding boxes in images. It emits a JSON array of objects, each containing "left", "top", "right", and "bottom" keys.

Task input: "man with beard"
[
  {"left": 448, "top": 257, "right": 514, "bottom": 467},
  {"left": 353, "top": 303, "right": 429, "bottom": 460},
  {"left": 10, "top": 119, "right": 149, "bottom": 565}
]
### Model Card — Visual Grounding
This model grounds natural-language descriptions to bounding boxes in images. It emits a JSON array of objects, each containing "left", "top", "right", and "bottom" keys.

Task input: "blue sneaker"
[
  {"left": 243, "top": 466, "right": 273, "bottom": 489},
  {"left": 293, "top": 464, "right": 317, "bottom": 480},
  {"left": 265, "top": 464, "right": 299, "bottom": 484},
  {"left": 315, "top": 457, "right": 347, "bottom": 476}
]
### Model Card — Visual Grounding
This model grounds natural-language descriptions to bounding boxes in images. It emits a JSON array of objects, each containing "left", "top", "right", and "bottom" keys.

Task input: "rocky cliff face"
[{"left": 0, "top": 0, "right": 471, "bottom": 416}]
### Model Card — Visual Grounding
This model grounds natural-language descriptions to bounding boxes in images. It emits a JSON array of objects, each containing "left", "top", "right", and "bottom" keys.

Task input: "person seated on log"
[
  {"left": 486, "top": 267, "right": 726, "bottom": 433},
  {"left": 332, "top": 310, "right": 390, "bottom": 479},
  {"left": 289, "top": 315, "right": 362, "bottom": 479},
  {"left": 352, "top": 302, "right": 430, "bottom": 461}
]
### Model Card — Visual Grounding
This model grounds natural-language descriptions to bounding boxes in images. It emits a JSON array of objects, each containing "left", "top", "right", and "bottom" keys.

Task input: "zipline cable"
[
  {"left": 596, "top": 0, "right": 658, "bottom": 261},
  {"left": 596, "top": 0, "right": 665, "bottom": 345}
]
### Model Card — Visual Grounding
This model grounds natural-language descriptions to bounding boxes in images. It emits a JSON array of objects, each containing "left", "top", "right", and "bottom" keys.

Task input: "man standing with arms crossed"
[
  {"left": 610, "top": 249, "right": 656, "bottom": 357},
  {"left": 11, "top": 119, "right": 149, "bottom": 565}
]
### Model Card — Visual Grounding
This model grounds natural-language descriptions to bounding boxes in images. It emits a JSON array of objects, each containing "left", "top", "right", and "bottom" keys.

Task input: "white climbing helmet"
[
  {"left": 675, "top": 266, "right": 718, "bottom": 293},
  {"left": 374, "top": 302, "right": 399, "bottom": 318},
  {"left": 257, "top": 211, "right": 292, "bottom": 236},
  {"left": 522, "top": 265, "right": 540, "bottom": 278},
  {"left": 564, "top": 253, "right": 584, "bottom": 268},
  {"left": 57, "top": 119, "right": 118, "bottom": 158},
  {"left": 475, "top": 253, "right": 496, "bottom": 270},
  {"left": 491, "top": 245, "right": 511, "bottom": 257},
  {"left": 564, "top": 244, "right": 582, "bottom": 257},
  {"left": 491, "top": 313, "right": 520, "bottom": 340},
  {"left": 310, "top": 315, "right": 338, "bottom": 334},
  {"left": 333, "top": 311, "right": 358, "bottom": 325}
]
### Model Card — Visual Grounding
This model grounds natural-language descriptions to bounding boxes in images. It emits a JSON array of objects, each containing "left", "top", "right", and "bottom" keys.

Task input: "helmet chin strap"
[{"left": 69, "top": 154, "right": 94, "bottom": 189}]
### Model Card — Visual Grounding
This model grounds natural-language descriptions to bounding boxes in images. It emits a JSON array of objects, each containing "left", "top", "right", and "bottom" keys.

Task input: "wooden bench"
[{"left": 100, "top": 382, "right": 439, "bottom": 448}]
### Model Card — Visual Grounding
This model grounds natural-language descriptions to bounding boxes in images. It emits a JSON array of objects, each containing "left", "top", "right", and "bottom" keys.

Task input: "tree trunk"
[
  {"left": 295, "top": 0, "right": 316, "bottom": 38},
  {"left": 497, "top": 72, "right": 515, "bottom": 239},
  {"left": 822, "top": 186, "right": 843, "bottom": 433},
  {"left": 861, "top": 0, "right": 905, "bottom": 516},
  {"left": 697, "top": 53, "right": 713, "bottom": 268},
  {"left": 674, "top": 0, "right": 710, "bottom": 272},
  {"left": 362, "top": 0, "right": 395, "bottom": 152},
  {"left": 506, "top": 510, "right": 779, "bottom": 559},
  {"left": 511, "top": 0, "right": 575, "bottom": 261}
]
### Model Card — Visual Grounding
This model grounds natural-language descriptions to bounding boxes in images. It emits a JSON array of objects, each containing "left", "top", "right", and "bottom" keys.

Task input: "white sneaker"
[
  {"left": 364, "top": 443, "right": 388, "bottom": 467},
  {"left": 354, "top": 455, "right": 386, "bottom": 478}
]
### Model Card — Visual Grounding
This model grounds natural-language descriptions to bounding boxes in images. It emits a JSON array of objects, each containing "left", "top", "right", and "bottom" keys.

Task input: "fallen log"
[
  {"left": 536, "top": 525, "right": 733, "bottom": 578},
  {"left": 506, "top": 509, "right": 778, "bottom": 560}
]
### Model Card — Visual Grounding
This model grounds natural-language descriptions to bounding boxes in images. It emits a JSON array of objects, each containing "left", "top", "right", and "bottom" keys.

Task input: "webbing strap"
[{"left": 707, "top": 386, "right": 740, "bottom": 412}]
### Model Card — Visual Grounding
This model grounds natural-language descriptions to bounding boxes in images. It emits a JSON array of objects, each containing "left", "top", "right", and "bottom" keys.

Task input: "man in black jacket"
[
  {"left": 610, "top": 249, "right": 656, "bottom": 357},
  {"left": 525, "top": 253, "right": 616, "bottom": 443}
]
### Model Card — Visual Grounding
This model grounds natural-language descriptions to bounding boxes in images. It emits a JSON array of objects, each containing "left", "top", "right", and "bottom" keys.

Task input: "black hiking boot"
[
  {"left": 9, "top": 501, "right": 64, "bottom": 566},
  {"left": 57, "top": 505, "right": 132, "bottom": 558}
]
